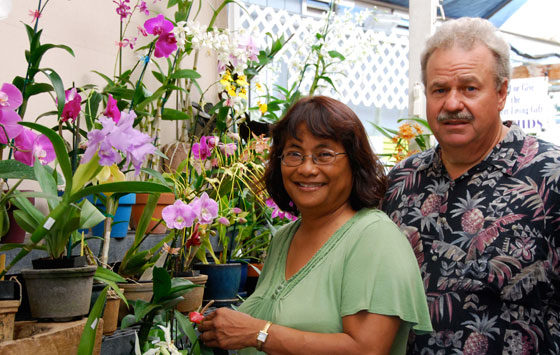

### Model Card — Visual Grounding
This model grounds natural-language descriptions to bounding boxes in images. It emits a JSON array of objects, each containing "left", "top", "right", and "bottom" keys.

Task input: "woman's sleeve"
[{"left": 340, "top": 215, "right": 433, "bottom": 334}]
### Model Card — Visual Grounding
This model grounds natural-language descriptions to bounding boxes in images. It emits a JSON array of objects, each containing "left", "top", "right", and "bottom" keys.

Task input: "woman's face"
[{"left": 280, "top": 124, "right": 353, "bottom": 217}]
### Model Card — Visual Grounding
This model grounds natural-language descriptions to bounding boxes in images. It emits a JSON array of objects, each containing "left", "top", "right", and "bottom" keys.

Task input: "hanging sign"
[{"left": 501, "top": 77, "right": 553, "bottom": 135}]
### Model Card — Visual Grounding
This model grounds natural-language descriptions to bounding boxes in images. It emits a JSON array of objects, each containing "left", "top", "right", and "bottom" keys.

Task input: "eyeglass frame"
[{"left": 279, "top": 150, "right": 348, "bottom": 167}]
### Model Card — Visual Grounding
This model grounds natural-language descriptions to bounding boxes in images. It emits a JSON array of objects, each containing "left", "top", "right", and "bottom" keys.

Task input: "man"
[{"left": 382, "top": 17, "right": 560, "bottom": 354}]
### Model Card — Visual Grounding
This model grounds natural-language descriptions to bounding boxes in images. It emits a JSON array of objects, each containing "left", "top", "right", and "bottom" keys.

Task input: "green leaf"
[
  {"left": 71, "top": 182, "right": 170, "bottom": 202},
  {"left": 24, "top": 83, "right": 53, "bottom": 98},
  {"left": 170, "top": 69, "right": 201, "bottom": 79},
  {"left": 153, "top": 267, "right": 171, "bottom": 302},
  {"left": 84, "top": 91, "right": 102, "bottom": 131},
  {"left": 77, "top": 286, "right": 107, "bottom": 355},
  {"left": 151, "top": 70, "right": 165, "bottom": 84},
  {"left": 174, "top": 310, "right": 198, "bottom": 343},
  {"left": 79, "top": 199, "right": 106, "bottom": 229},
  {"left": 30, "top": 44, "right": 74, "bottom": 66},
  {"left": 92, "top": 71, "right": 116, "bottom": 86},
  {"left": 0, "top": 160, "right": 36, "bottom": 180},
  {"left": 39, "top": 68, "right": 66, "bottom": 117},
  {"left": 33, "top": 160, "right": 58, "bottom": 211},
  {"left": 161, "top": 108, "right": 191, "bottom": 121},
  {"left": 120, "top": 314, "right": 138, "bottom": 329},
  {"left": 327, "top": 50, "right": 345, "bottom": 61}
]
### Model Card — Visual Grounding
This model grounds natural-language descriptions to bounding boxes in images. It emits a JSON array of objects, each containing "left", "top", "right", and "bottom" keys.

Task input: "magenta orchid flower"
[
  {"left": 13, "top": 129, "right": 35, "bottom": 166},
  {"left": 114, "top": 0, "right": 132, "bottom": 21},
  {"left": 0, "top": 83, "right": 23, "bottom": 111},
  {"left": 266, "top": 198, "right": 298, "bottom": 221},
  {"left": 206, "top": 136, "right": 219, "bottom": 149},
  {"left": 154, "top": 32, "right": 177, "bottom": 58},
  {"left": 61, "top": 88, "right": 82, "bottom": 122},
  {"left": 191, "top": 136, "right": 211, "bottom": 160},
  {"left": 144, "top": 14, "right": 173, "bottom": 36},
  {"left": 12, "top": 129, "right": 55, "bottom": 166},
  {"left": 138, "top": 1, "right": 149, "bottom": 15},
  {"left": 32, "top": 134, "right": 56, "bottom": 165},
  {"left": 0, "top": 83, "right": 24, "bottom": 144},
  {"left": 191, "top": 192, "right": 218, "bottom": 225},
  {"left": 162, "top": 200, "right": 197, "bottom": 229},
  {"left": 104, "top": 94, "right": 121, "bottom": 123}
]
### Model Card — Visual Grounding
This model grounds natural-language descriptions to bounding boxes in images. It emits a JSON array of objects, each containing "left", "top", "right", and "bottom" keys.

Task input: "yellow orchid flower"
[{"left": 92, "top": 164, "right": 126, "bottom": 196}]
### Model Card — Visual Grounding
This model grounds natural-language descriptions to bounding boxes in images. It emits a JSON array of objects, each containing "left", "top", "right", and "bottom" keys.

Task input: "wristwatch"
[{"left": 256, "top": 321, "right": 272, "bottom": 351}]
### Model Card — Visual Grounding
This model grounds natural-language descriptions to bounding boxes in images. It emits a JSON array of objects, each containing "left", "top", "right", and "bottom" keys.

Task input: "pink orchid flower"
[
  {"left": 13, "top": 128, "right": 55, "bottom": 166},
  {"left": 162, "top": 200, "right": 198, "bottom": 230},
  {"left": 154, "top": 32, "right": 177, "bottom": 58},
  {"left": 104, "top": 94, "right": 121, "bottom": 123},
  {"left": 0, "top": 83, "right": 23, "bottom": 144},
  {"left": 61, "top": 88, "right": 82, "bottom": 122},
  {"left": 144, "top": 14, "right": 173, "bottom": 36},
  {"left": 191, "top": 136, "right": 211, "bottom": 160},
  {"left": 191, "top": 193, "right": 218, "bottom": 225}
]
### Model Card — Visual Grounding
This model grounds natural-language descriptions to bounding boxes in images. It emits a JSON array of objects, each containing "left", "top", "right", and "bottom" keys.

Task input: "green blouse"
[{"left": 237, "top": 208, "right": 432, "bottom": 354}]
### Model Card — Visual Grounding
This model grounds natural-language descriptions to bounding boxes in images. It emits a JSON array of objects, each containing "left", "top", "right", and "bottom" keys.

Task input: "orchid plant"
[{"left": 0, "top": 84, "right": 170, "bottom": 276}]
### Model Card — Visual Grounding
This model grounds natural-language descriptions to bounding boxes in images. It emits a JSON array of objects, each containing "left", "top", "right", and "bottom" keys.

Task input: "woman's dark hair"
[{"left": 263, "top": 96, "right": 387, "bottom": 214}]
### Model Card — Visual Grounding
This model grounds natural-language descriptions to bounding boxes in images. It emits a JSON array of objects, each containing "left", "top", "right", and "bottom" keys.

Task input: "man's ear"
[{"left": 497, "top": 78, "right": 508, "bottom": 111}]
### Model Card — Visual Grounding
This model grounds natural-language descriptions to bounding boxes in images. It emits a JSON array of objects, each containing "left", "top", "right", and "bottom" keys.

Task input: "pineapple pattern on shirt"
[{"left": 382, "top": 122, "right": 560, "bottom": 354}]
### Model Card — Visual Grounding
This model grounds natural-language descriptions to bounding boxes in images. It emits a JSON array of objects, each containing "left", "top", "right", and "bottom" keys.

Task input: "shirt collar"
[{"left": 414, "top": 121, "right": 528, "bottom": 177}]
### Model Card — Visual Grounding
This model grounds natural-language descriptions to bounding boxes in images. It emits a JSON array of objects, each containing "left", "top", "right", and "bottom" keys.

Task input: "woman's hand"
[{"left": 198, "top": 307, "right": 268, "bottom": 350}]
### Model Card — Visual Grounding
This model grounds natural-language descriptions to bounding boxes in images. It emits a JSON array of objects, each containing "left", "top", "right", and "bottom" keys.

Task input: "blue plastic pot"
[
  {"left": 89, "top": 193, "right": 136, "bottom": 238},
  {"left": 194, "top": 262, "right": 242, "bottom": 302}
]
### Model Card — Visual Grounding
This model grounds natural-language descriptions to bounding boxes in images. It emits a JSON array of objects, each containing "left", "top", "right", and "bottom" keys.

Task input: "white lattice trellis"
[{"left": 231, "top": 3, "right": 409, "bottom": 111}]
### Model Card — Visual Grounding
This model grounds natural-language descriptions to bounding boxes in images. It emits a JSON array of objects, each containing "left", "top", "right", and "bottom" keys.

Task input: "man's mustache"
[{"left": 437, "top": 110, "right": 474, "bottom": 122}]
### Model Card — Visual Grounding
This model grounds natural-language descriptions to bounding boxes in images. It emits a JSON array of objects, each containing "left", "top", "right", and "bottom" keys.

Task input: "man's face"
[{"left": 425, "top": 43, "right": 508, "bottom": 152}]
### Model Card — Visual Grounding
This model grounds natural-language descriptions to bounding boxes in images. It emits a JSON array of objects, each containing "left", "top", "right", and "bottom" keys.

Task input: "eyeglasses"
[{"left": 280, "top": 150, "right": 347, "bottom": 167}]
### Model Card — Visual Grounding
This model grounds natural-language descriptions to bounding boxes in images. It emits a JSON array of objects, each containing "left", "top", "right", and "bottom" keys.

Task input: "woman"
[{"left": 198, "top": 96, "right": 432, "bottom": 354}]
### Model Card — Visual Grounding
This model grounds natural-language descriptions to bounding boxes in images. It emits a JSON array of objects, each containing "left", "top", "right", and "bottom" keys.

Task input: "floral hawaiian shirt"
[{"left": 382, "top": 122, "right": 560, "bottom": 354}]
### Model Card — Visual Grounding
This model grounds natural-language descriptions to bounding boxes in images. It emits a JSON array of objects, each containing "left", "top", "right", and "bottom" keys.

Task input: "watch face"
[{"left": 257, "top": 331, "right": 267, "bottom": 342}]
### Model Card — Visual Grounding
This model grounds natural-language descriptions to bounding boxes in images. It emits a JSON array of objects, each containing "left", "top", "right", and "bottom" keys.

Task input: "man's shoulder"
[{"left": 388, "top": 148, "right": 436, "bottom": 177}]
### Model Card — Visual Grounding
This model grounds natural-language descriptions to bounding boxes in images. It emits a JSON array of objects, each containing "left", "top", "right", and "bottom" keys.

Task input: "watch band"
[{"left": 256, "top": 321, "right": 272, "bottom": 351}]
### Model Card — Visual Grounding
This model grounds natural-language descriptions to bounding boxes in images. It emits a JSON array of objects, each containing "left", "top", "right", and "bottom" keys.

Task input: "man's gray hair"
[{"left": 421, "top": 17, "right": 511, "bottom": 90}]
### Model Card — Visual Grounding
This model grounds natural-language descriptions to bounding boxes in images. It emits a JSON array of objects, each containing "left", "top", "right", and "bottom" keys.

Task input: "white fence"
[{"left": 230, "top": 3, "right": 410, "bottom": 113}]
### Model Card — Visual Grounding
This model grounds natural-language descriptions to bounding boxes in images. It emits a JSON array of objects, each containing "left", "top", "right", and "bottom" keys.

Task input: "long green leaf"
[
  {"left": 161, "top": 108, "right": 190, "bottom": 121},
  {"left": 170, "top": 69, "right": 201, "bottom": 79},
  {"left": 79, "top": 199, "right": 106, "bottom": 229},
  {"left": 0, "top": 160, "right": 36, "bottom": 180},
  {"left": 77, "top": 286, "right": 107, "bottom": 355},
  {"left": 39, "top": 68, "right": 66, "bottom": 117},
  {"left": 71, "top": 182, "right": 170, "bottom": 202}
]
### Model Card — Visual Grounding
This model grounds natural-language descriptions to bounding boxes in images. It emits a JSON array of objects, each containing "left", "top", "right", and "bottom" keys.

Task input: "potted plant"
[{"left": 0, "top": 111, "right": 170, "bottom": 320}]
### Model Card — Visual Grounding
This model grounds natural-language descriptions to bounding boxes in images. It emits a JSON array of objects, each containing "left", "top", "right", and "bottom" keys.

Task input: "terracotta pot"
[
  {"left": 117, "top": 281, "right": 153, "bottom": 322},
  {"left": 160, "top": 141, "right": 190, "bottom": 174},
  {"left": 176, "top": 273, "right": 208, "bottom": 313},
  {"left": 130, "top": 192, "right": 175, "bottom": 235},
  {"left": 0, "top": 300, "right": 20, "bottom": 342},
  {"left": 102, "top": 288, "right": 123, "bottom": 335}
]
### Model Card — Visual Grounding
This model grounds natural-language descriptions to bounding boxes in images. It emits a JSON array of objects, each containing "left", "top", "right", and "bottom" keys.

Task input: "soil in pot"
[{"left": 31, "top": 255, "right": 87, "bottom": 269}]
